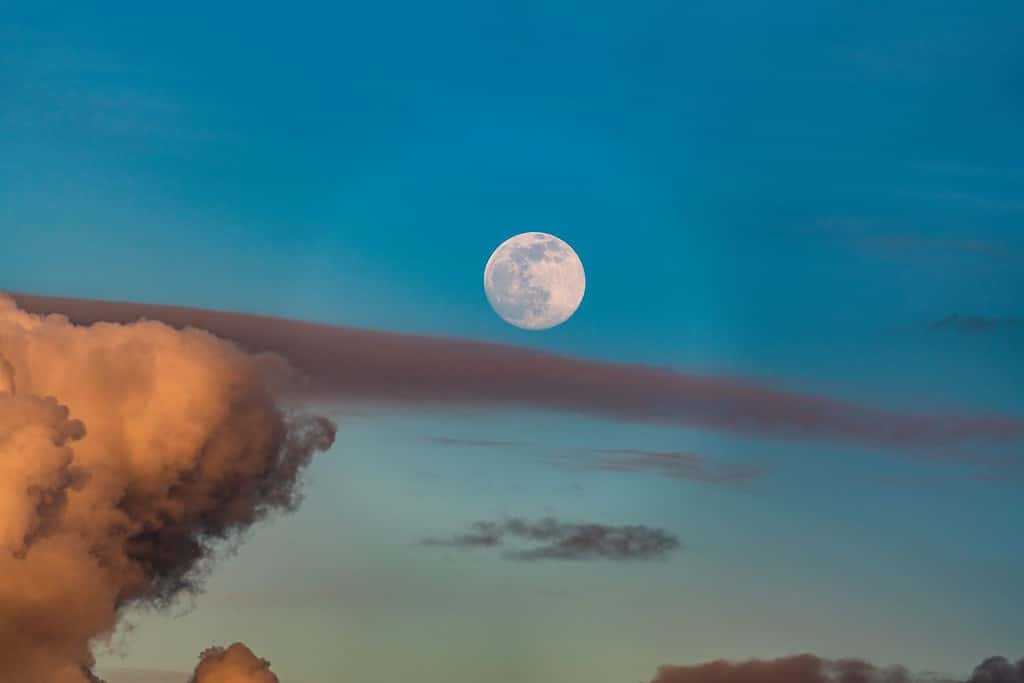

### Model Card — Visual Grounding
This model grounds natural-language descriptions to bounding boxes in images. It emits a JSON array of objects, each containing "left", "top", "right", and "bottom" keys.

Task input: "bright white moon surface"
[{"left": 483, "top": 231, "right": 586, "bottom": 330}]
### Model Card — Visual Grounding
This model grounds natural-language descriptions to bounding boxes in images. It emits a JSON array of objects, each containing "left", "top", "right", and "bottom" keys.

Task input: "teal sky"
[{"left": 2, "top": 1, "right": 1023, "bottom": 681}]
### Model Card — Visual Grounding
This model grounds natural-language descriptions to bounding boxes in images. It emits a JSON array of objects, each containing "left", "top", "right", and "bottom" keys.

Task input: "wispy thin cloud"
[
  {"left": 811, "top": 219, "right": 1022, "bottom": 265},
  {"left": 913, "top": 191, "right": 1024, "bottom": 214},
  {"left": 421, "top": 521, "right": 505, "bottom": 549},
  {"left": 422, "top": 517, "right": 681, "bottom": 562},
  {"left": 866, "top": 235, "right": 1018, "bottom": 260},
  {"left": 427, "top": 436, "right": 525, "bottom": 448},
  {"left": 911, "top": 161, "right": 1024, "bottom": 179},
  {"left": 929, "top": 314, "right": 1024, "bottom": 334},
  {"left": 571, "top": 448, "right": 766, "bottom": 487}
]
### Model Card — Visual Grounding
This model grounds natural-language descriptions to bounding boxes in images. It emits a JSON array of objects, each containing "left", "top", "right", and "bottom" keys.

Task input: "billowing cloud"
[
  {"left": 189, "top": 643, "right": 279, "bottom": 683},
  {"left": 649, "top": 654, "right": 1024, "bottom": 683},
  {"left": 423, "top": 517, "right": 680, "bottom": 561},
  {"left": 0, "top": 296, "right": 335, "bottom": 681},
  {"left": 9, "top": 292, "right": 1023, "bottom": 451}
]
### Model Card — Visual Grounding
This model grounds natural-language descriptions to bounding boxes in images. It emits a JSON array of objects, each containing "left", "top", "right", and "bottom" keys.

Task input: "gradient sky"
[{"left": 2, "top": 1, "right": 1023, "bottom": 681}]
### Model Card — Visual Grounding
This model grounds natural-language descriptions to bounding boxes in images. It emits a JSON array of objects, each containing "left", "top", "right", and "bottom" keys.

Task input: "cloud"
[
  {"left": 8, "top": 293, "right": 1023, "bottom": 452},
  {"left": 649, "top": 655, "right": 927, "bottom": 683},
  {"left": 929, "top": 314, "right": 1024, "bottom": 334},
  {"left": 428, "top": 436, "right": 525, "bottom": 448},
  {"left": 865, "top": 236, "right": 1019, "bottom": 261},
  {"left": 189, "top": 643, "right": 279, "bottom": 683},
  {"left": 968, "top": 657, "right": 1024, "bottom": 683},
  {"left": 648, "top": 654, "right": 1024, "bottom": 683},
  {"left": 0, "top": 297, "right": 335, "bottom": 681},
  {"left": 811, "top": 221, "right": 1022, "bottom": 266},
  {"left": 423, "top": 517, "right": 680, "bottom": 561},
  {"left": 574, "top": 448, "right": 766, "bottom": 487},
  {"left": 0, "top": 353, "right": 14, "bottom": 394},
  {"left": 99, "top": 645, "right": 289, "bottom": 683},
  {"left": 422, "top": 520, "right": 505, "bottom": 549},
  {"left": 912, "top": 192, "right": 1024, "bottom": 215}
]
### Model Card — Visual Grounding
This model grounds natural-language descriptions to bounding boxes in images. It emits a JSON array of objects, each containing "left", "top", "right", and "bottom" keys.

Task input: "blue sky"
[{"left": 2, "top": 1, "right": 1022, "bottom": 681}]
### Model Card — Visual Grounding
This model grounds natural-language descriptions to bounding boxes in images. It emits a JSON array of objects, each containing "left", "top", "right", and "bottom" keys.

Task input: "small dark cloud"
[
  {"left": 422, "top": 517, "right": 680, "bottom": 562},
  {"left": 929, "top": 314, "right": 1024, "bottom": 334},
  {"left": 571, "top": 448, "right": 766, "bottom": 488},
  {"left": 427, "top": 436, "right": 525, "bottom": 448}
]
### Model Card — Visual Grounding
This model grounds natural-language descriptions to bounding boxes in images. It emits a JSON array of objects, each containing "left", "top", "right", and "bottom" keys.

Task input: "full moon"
[{"left": 483, "top": 231, "right": 586, "bottom": 330}]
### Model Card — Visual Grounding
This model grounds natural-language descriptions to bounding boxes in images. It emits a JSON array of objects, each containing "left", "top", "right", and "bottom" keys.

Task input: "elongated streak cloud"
[
  {"left": 422, "top": 517, "right": 681, "bottom": 561},
  {"left": 8, "top": 292, "right": 1024, "bottom": 450}
]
